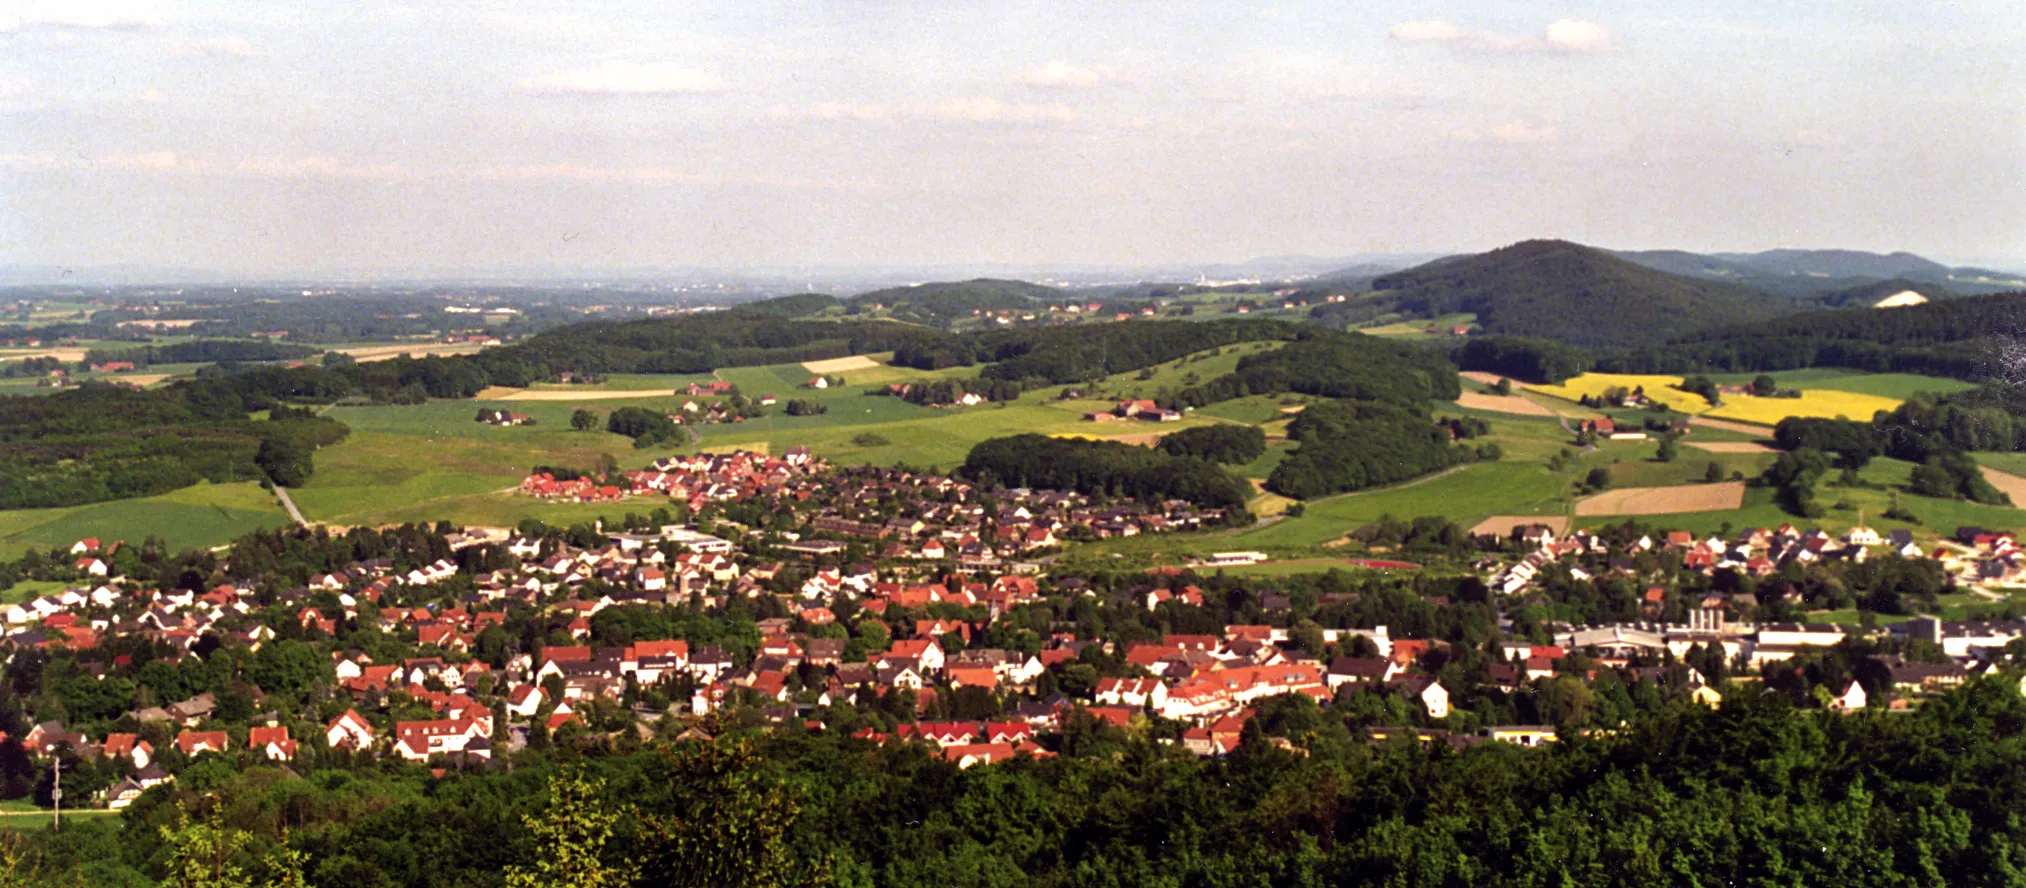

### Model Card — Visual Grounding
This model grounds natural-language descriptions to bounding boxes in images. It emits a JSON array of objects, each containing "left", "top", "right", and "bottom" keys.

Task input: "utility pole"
[{"left": 50, "top": 759, "right": 60, "bottom": 830}]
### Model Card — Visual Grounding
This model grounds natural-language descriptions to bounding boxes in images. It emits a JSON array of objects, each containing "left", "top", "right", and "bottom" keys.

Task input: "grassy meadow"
[{"left": 0, "top": 482, "right": 290, "bottom": 559}]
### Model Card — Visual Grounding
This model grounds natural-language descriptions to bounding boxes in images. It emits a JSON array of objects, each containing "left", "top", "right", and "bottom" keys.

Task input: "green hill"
[
  {"left": 727, "top": 292, "right": 840, "bottom": 318},
  {"left": 1811, "top": 278, "right": 1958, "bottom": 308},
  {"left": 1372, "top": 240, "right": 1789, "bottom": 348},
  {"left": 849, "top": 278, "right": 1063, "bottom": 325}
]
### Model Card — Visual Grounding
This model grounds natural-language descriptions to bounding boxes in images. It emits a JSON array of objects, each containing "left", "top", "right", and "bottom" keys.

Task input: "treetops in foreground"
[{"left": 12, "top": 679, "right": 2026, "bottom": 887}]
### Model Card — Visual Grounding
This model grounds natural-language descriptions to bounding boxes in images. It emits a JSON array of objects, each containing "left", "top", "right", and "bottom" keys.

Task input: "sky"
[{"left": 1, "top": 0, "right": 2022, "bottom": 276}]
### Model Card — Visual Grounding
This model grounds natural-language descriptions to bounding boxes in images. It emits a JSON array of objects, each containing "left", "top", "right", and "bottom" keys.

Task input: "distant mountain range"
[{"left": 1610, "top": 248, "right": 2026, "bottom": 299}]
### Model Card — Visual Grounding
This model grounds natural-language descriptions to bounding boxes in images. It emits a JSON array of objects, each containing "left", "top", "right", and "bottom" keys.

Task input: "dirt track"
[{"left": 1575, "top": 481, "right": 1745, "bottom": 516}]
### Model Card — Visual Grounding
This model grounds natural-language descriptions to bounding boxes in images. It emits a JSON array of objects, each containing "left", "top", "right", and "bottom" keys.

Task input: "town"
[{"left": 9, "top": 444, "right": 2022, "bottom": 819}]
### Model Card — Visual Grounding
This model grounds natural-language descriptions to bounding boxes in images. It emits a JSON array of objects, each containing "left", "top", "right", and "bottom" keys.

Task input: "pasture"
[{"left": 0, "top": 482, "right": 290, "bottom": 558}]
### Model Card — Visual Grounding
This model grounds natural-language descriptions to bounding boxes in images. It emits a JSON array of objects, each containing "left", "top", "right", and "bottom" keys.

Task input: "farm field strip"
[
  {"left": 1574, "top": 481, "right": 1745, "bottom": 516},
  {"left": 1705, "top": 390, "right": 1902, "bottom": 425},
  {"left": 1470, "top": 515, "right": 1571, "bottom": 537},
  {"left": 802, "top": 355, "right": 884, "bottom": 373},
  {"left": 1453, "top": 391, "right": 1557, "bottom": 416},
  {"left": 1982, "top": 468, "right": 2026, "bottom": 506},
  {"left": 473, "top": 387, "right": 678, "bottom": 401},
  {"left": 1687, "top": 441, "right": 1780, "bottom": 453}
]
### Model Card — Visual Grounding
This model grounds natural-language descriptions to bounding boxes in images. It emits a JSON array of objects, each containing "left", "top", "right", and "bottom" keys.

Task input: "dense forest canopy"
[
  {"left": 20, "top": 680, "right": 2026, "bottom": 887},
  {"left": 0, "top": 384, "right": 346, "bottom": 507},
  {"left": 1370, "top": 240, "right": 1792, "bottom": 348},
  {"left": 889, "top": 318, "right": 1313, "bottom": 383},
  {"left": 1267, "top": 399, "right": 1484, "bottom": 499},
  {"left": 82, "top": 339, "right": 323, "bottom": 367},
  {"left": 1597, "top": 291, "right": 2026, "bottom": 382},
  {"left": 959, "top": 434, "right": 1254, "bottom": 516},
  {"left": 1171, "top": 334, "right": 1462, "bottom": 408}
]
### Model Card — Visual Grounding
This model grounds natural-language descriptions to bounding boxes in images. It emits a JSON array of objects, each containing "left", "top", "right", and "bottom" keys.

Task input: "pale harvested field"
[
  {"left": 702, "top": 441, "right": 769, "bottom": 455},
  {"left": 1686, "top": 441, "right": 1780, "bottom": 454},
  {"left": 1575, "top": 481, "right": 1745, "bottom": 516},
  {"left": 1470, "top": 515, "right": 1570, "bottom": 537},
  {"left": 1460, "top": 371, "right": 1507, "bottom": 385},
  {"left": 1689, "top": 416, "right": 1776, "bottom": 435},
  {"left": 120, "top": 374, "right": 172, "bottom": 387},
  {"left": 802, "top": 355, "right": 883, "bottom": 374},
  {"left": 1983, "top": 468, "right": 2026, "bottom": 505},
  {"left": 0, "top": 348, "right": 87, "bottom": 362},
  {"left": 473, "top": 387, "right": 675, "bottom": 401},
  {"left": 341, "top": 343, "right": 493, "bottom": 363},
  {"left": 1455, "top": 391, "right": 1556, "bottom": 417},
  {"left": 1050, "top": 430, "right": 1172, "bottom": 447}
]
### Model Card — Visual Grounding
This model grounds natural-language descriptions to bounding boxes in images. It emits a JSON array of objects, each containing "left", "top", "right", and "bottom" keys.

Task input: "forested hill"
[
  {"left": 848, "top": 278, "right": 1063, "bottom": 324},
  {"left": 497, "top": 314, "right": 935, "bottom": 376},
  {"left": 725, "top": 292, "right": 840, "bottom": 318},
  {"left": 1373, "top": 240, "right": 1791, "bottom": 348},
  {"left": 1593, "top": 290, "right": 2026, "bottom": 381},
  {"left": 893, "top": 318, "right": 1314, "bottom": 383},
  {"left": 1811, "top": 278, "right": 1959, "bottom": 309}
]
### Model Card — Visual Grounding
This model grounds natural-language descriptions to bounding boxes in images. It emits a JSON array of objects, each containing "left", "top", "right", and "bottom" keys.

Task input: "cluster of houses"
[
  {"left": 476, "top": 408, "right": 531, "bottom": 426},
  {"left": 12, "top": 458, "right": 2020, "bottom": 812},
  {"left": 1488, "top": 523, "right": 1960, "bottom": 599},
  {"left": 520, "top": 450, "right": 1227, "bottom": 559},
  {"left": 1086, "top": 399, "right": 1182, "bottom": 424}
]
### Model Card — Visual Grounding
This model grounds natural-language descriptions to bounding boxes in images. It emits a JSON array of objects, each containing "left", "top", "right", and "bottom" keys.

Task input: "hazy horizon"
[{"left": 3, "top": 1, "right": 2022, "bottom": 275}]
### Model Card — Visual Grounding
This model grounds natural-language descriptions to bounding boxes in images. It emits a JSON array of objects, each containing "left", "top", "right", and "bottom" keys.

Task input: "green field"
[
  {"left": 282, "top": 355, "right": 1244, "bottom": 528},
  {"left": 1360, "top": 313, "right": 1477, "bottom": 339},
  {"left": 0, "top": 799, "right": 121, "bottom": 829},
  {"left": 1705, "top": 369, "right": 1975, "bottom": 400},
  {"left": 0, "top": 578, "right": 73, "bottom": 604},
  {"left": 1976, "top": 452, "right": 2026, "bottom": 477},
  {"left": 1574, "top": 458, "right": 2025, "bottom": 538},
  {"left": 0, "top": 482, "right": 290, "bottom": 559}
]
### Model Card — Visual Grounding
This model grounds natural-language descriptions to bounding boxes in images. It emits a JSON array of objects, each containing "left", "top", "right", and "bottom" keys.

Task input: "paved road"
[{"left": 274, "top": 485, "right": 308, "bottom": 527}]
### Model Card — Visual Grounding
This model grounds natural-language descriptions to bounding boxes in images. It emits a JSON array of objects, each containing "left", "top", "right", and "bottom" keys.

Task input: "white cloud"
[
  {"left": 0, "top": 77, "right": 47, "bottom": 113},
  {"left": 771, "top": 97, "right": 1074, "bottom": 125},
  {"left": 1391, "top": 19, "right": 1614, "bottom": 55},
  {"left": 522, "top": 61, "right": 725, "bottom": 96},
  {"left": 927, "top": 97, "right": 1074, "bottom": 124},
  {"left": 172, "top": 36, "right": 263, "bottom": 58},
  {"left": 1448, "top": 127, "right": 1482, "bottom": 142},
  {"left": 1018, "top": 60, "right": 1123, "bottom": 89},
  {"left": 1490, "top": 120, "right": 1557, "bottom": 143},
  {"left": 1544, "top": 20, "right": 1614, "bottom": 54},
  {"left": 0, "top": 0, "right": 162, "bottom": 31}
]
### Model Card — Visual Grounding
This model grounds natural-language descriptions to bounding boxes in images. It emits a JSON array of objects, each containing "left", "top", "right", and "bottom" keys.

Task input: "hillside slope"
[
  {"left": 1373, "top": 240, "right": 1788, "bottom": 348},
  {"left": 849, "top": 278, "right": 1063, "bottom": 325}
]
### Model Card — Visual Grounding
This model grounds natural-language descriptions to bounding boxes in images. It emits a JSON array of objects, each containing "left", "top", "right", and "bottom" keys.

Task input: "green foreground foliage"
[{"left": 14, "top": 680, "right": 2026, "bottom": 887}]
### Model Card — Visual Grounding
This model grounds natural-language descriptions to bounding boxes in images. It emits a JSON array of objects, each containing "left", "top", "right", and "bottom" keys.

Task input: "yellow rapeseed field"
[
  {"left": 1705, "top": 390, "right": 1902, "bottom": 426},
  {"left": 1526, "top": 374, "right": 1714, "bottom": 414}
]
